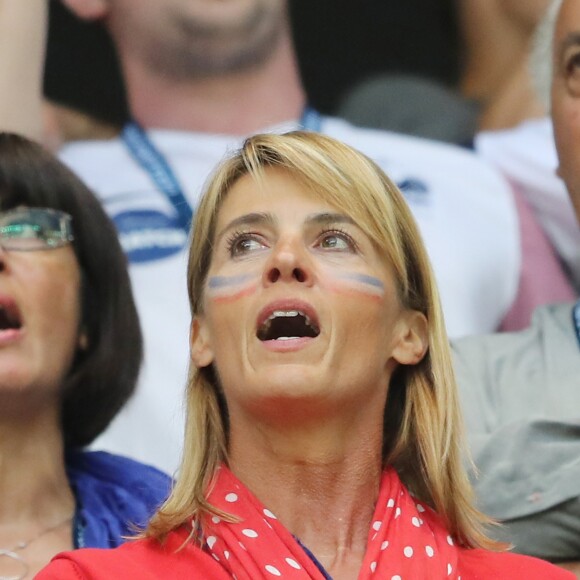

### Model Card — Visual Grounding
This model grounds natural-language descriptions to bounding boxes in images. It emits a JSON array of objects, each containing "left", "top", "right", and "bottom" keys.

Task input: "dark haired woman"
[{"left": 0, "top": 132, "right": 170, "bottom": 580}]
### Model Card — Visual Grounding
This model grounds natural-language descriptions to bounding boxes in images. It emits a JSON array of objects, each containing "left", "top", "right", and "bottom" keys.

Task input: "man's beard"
[{"left": 142, "top": 2, "right": 285, "bottom": 80}]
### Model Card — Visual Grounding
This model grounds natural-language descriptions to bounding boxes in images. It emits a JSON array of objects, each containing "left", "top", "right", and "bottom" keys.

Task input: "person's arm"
[
  {"left": 452, "top": 333, "right": 580, "bottom": 563},
  {"left": 0, "top": 0, "right": 47, "bottom": 141},
  {"left": 469, "top": 420, "right": 580, "bottom": 561}
]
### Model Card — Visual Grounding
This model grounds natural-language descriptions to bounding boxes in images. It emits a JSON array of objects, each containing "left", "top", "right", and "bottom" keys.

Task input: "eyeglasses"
[{"left": 0, "top": 208, "right": 74, "bottom": 251}]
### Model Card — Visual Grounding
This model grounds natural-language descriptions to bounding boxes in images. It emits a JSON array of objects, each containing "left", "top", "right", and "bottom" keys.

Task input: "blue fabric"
[{"left": 66, "top": 450, "right": 172, "bottom": 549}]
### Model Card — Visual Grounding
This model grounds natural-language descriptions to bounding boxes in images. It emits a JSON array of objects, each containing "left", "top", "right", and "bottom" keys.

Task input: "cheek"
[
  {"left": 43, "top": 276, "right": 82, "bottom": 338},
  {"left": 553, "top": 98, "right": 580, "bottom": 150},
  {"left": 32, "top": 256, "right": 82, "bottom": 331},
  {"left": 206, "top": 273, "right": 260, "bottom": 304},
  {"left": 203, "top": 274, "right": 259, "bottom": 349},
  {"left": 318, "top": 269, "right": 385, "bottom": 302}
]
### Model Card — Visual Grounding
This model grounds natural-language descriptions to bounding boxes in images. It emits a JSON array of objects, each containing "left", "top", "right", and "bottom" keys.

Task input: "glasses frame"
[{"left": 0, "top": 207, "right": 75, "bottom": 252}]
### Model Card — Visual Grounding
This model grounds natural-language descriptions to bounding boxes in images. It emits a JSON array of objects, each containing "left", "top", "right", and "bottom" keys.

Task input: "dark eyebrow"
[
  {"left": 215, "top": 212, "right": 276, "bottom": 244},
  {"left": 557, "top": 32, "right": 580, "bottom": 63}
]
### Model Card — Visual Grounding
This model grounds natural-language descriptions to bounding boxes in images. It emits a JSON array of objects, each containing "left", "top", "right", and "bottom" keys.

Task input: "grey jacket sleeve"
[{"left": 452, "top": 304, "right": 580, "bottom": 560}]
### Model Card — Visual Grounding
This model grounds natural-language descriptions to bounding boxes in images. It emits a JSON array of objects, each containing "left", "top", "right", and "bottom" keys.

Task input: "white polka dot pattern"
[
  {"left": 265, "top": 564, "right": 282, "bottom": 576},
  {"left": 285, "top": 558, "right": 300, "bottom": 570},
  {"left": 201, "top": 464, "right": 460, "bottom": 578}
]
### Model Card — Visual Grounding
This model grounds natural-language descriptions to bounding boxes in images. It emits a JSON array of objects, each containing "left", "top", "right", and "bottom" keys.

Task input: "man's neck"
[{"left": 123, "top": 32, "right": 307, "bottom": 135}]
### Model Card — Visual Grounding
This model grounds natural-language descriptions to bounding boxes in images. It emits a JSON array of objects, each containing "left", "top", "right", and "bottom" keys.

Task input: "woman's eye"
[
  {"left": 228, "top": 234, "right": 266, "bottom": 257},
  {"left": 318, "top": 231, "right": 355, "bottom": 251}
]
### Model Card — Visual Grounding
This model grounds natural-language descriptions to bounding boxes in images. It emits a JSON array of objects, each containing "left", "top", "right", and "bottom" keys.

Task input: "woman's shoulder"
[
  {"left": 66, "top": 449, "right": 172, "bottom": 495},
  {"left": 36, "top": 530, "right": 230, "bottom": 580},
  {"left": 65, "top": 450, "right": 173, "bottom": 548},
  {"left": 459, "top": 547, "right": 575, "bottom": 579}
]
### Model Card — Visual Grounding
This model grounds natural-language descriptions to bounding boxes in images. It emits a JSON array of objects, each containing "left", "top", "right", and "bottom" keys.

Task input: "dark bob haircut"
[{"left": 0, "top": 132, "right": 142, "bottom": 447}]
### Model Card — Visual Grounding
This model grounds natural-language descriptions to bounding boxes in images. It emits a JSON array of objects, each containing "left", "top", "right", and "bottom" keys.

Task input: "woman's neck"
[
  {"left": 228, "top": 411, "right": 384, "bottom": 577},
  {"left": 0, "top": 404, "right": 75, "bottom": 579},
  {"left": 0, "top": 404, "right": 74, "bottom": 525}
]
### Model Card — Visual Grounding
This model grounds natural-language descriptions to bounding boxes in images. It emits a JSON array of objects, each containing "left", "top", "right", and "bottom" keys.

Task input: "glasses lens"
[{"left": 0, "top": 208, "right": 74, "bottom": 251}]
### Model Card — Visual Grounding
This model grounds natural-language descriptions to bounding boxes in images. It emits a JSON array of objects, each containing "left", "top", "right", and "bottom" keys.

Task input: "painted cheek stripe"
[
  {"left": 206, "top": 273, "right": 258, "bottom": 303},
  {"left": 207, "top": 274, "right": 256, "bottom": 290},
  {"left": 334, "top": 272, "right": 385, "bottom": 297}
]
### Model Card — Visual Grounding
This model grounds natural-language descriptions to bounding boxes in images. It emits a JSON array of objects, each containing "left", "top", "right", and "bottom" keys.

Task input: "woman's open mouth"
[
  {"left": 257, "top": 309, "right": 320, "bottom": 342},
  {"left": 0, "top": 297, "right": 23, "bottom": 343}
]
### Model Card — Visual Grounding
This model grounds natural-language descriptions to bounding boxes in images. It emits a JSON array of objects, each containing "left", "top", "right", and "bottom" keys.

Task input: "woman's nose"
[{"left": 263, "top": 237, "right": 313, "bottom": 286}]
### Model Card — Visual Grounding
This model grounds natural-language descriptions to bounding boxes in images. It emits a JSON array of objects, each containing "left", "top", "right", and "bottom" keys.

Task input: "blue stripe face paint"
[{"left": 206, "top": 273, "right": 259, "bottom": 303}]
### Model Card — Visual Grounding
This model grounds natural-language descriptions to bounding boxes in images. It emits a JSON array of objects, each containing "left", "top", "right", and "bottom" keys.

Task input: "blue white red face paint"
[
  {"left": 206, "top": 268, "right": 385, "bottom": 304},
  {"left": 330, "top": 272, "right": 385, "bottom": 300},
  {"left": 206, "top": 273, "right": 259, "bottom": 303}
]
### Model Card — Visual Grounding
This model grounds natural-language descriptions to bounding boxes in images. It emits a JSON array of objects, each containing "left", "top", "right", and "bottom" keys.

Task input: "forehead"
[{"left": 217, "top": 169, "right": 338, "bottom": 222}]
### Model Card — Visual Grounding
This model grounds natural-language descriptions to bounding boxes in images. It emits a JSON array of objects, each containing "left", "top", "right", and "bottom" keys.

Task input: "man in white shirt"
[
  {"left": 57, "top": 0, "right": 529, "bottom": 473},
  {"left": 454, "top": 0, "right": 580, "bottom": 570},
  {"left": 475, "top": 0, "right": 580, "bottom": 289}
]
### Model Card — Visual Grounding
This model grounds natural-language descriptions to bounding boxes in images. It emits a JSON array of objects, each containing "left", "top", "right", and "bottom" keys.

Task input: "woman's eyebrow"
[
  {"left": 306, "top": 212, "right": 357, "bottom": 227},
  {"left": 558, "top": 31, "right": 580, "bottom": 64},
  {"left": 215, "top": 212, "right": 276, "bottom": 243},
  {"left": 215, "top": 212, "right": 357, "bottom": 243}
]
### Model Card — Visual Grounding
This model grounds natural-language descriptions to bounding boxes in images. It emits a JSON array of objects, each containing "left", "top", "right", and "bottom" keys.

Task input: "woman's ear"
[
  {"left": 61, "top": 0, "right": 109, "bottom": 21},
  {"left": 391, "top": 310, "right": 429, "bottom": 366},
  {"left": 190, "top": 316, "right": 214, "bottom": 368}
]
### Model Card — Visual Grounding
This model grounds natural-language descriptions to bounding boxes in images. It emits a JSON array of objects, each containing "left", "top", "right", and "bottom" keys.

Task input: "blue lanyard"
[
  {"left": 121, "top": 121, "right": 194, "bottom": 231},
  {"left": 121, "top": 108, "right": 322, "bottom": 233},
  {"left": 300, "top": 106, "right": 322, "bottom": 132},
  {"left": 573, "top": 300, "right": 580, "bottom": 349}
]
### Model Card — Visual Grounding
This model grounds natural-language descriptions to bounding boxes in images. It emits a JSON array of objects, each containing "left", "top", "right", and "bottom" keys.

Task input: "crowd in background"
[{"left": 1, "top": 0, "right": 580, "bottom": 578}]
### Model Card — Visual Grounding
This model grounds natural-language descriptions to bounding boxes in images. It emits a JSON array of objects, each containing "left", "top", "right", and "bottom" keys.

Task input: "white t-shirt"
[
  {"left": 60, "top": 116, "right": 519, "bottom": 474},
  {"left": 477, "top": 117, "right": 580, "bottom": 289}
]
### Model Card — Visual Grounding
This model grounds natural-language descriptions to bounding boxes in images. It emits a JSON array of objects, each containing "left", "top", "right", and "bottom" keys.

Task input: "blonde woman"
[{"left": 37, "top": 132, "right": 571, "bottom": 579}]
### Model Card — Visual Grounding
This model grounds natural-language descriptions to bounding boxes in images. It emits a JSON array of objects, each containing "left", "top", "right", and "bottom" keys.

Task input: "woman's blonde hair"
[{"left": 147, "top": 131, "right": 497, "bottom": 549}]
